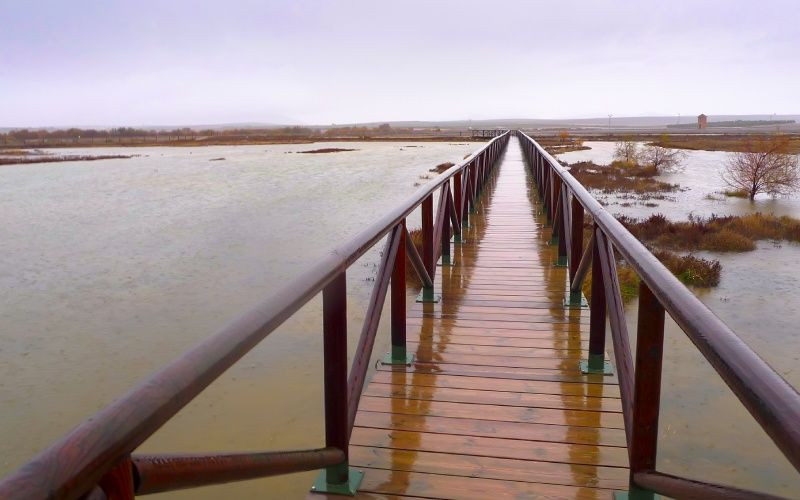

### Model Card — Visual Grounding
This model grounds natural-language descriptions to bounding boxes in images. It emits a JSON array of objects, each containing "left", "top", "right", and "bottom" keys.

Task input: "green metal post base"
[
  {"left": 563, "top": 291, "right": 589, "bottom": 309},
  {"left": 441, "top": 255, "right": 456, "bottom": 266},
  {"left": 311, "top": 466, "right": 364, "bottom": 496},
  {"left": 580, "top": 354, "right": 614, "bottom": 375},
  {"left": 453, "top": 233, "right": 465, "bottom": 244},
  {"left": 549, "top": 235, "right": 559, "bottom": 246},
  {"left": 416, "top": 288, "right": 441, "bottom": 303},
  {"left": 382, "top": 352, "right": 415, "bottom": 366},
  {"left": 613, "top": 485, "right": 661, "bottom": 499},
  {"left": 553, "top": 256, "right": 568, "bottom": 267}
]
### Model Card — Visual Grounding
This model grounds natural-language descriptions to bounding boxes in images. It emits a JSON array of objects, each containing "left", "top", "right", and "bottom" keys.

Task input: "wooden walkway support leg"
[
  {"left": 387, "top": 221, "right": 413, "bottom": 365},
  {"left": 567, "top": 196, "right": 586, "bottom": 306},
  {"left": 419, "top": 194, "right": 438, "bottom": 302},
  {"left": 314, "top": 272, "right": 363, "bottom": 495},
  {"left": 630, "top": 283, "right": 665, "bottom": 477},
  {"left": 582, "top": 225, "right": 611, "bottom": 374},
  {"left": 454, "top": 172, "right": 464, "bottom": 240}
]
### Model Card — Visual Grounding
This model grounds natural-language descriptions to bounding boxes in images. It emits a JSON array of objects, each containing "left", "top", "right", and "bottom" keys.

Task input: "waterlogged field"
[
  {"left": 558, "top": 143, "right": 800, "bottom": 496},
  {"left": 0, "top": 141, "right": 480, "bottom": 498}
]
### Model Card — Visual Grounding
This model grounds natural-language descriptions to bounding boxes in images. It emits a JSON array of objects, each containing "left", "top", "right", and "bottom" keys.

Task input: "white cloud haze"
[{"left": 1, "top": 0, "right": 798, "bottom": 126}]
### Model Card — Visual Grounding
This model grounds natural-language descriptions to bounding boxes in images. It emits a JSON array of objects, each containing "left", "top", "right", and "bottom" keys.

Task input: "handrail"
[
  {"left": 0, "top": 132, "right": 510, "bottom": 499},
  {"left": 517, "top": 130, "right": 800, "bottom": 498}
]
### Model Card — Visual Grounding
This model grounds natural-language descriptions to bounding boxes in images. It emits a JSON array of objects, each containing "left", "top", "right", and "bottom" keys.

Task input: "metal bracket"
[
  {"left": 563, "top": 291, "right": 589, "bottom": 309},
  {"left": 440, "top": 255, "right": 456, "bottom": 267},
  {"left": 580, "top": 355, "right": 614, "bottom": 375},
  {"left": 311, "top": 467, "right": 364, "bottom": 496},
  {"left": 381, "top": 352, "right": 415, "bottom": 366},
  {"left": 416, "top": 288, "right": 441, "bottom": 303},
  {"left": 613, "top": 485, "right": 661, "bottom": 499}
]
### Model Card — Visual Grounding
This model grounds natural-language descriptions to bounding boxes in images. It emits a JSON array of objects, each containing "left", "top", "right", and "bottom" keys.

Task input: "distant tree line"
[{"left": 0, "top": 123, "right": 427, "bottom": 145}]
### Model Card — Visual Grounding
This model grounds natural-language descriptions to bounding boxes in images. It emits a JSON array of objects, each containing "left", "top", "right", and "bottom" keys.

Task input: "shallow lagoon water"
[
  {"left": 559, "top": 143, "right": 800, "bottom": 496},
  {"left": 0, "top": 141, "right": 479, "bottom": 498}
]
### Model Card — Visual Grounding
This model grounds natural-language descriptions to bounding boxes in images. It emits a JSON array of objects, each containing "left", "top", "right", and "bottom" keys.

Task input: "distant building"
[{"left": 698, "top": 114, "right": 708, "bottom": 129}]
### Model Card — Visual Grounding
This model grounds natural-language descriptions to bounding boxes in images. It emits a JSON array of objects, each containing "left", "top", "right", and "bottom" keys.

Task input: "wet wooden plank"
[
  {"left": 406, "top": 340, "right": 587, "bottom": 357},
  {"left": 378, "top": 362, "right": 617, "bottom": 385},
  {"left": 362, "top": 384, "right": 623, "bottom": 413},
  {"left": 407, "top": 331, "right": 590, "bottom": 349},
  {"left": 349, "top": 447, "right": 629, "bottom": 490},
  {"left": 369, "top": 371, "right": 621, "bottom": 398},
  {"left": 350, "top": 427, "right": 629, "bottom": 467},
  {"left": 358, "top": 396, "right": 625, "bottom": 429},
  {"left": 353, "top": 467, "right": 615, "bottom": 499},
  {"left": 338, "top": 137, "right": 627, "bottom": 499},
  {"left": 353, "top": 411, "right": 627, "bottom": 447},
  {"left": 406, "top": 317, "right": 587, "bottom": 330},
  {"left": 408, "top": 350, "right": 584, "bottom": 369}
]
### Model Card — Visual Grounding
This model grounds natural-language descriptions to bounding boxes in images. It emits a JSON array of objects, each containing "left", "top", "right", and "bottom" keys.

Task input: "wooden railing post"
[
  {"left": 97, "top": 457, "right": 135, "bottom": 499},
  {"left": 441, "top": 182, "right": 452, "bottom": 265},
  {"left": 386, "top": 220, "right": 413, "bottom": 365},
  {"left": 454, "top": 171, "right": 463, "bottom": 239},
  {"left": 566, "top": 196, "right": 586, "bottom": 306},
  {"left": 315, "top": 272, "right": 363, "bottom": 494},
  {"left": 550, "top": 176, "right": 562, "bottom": 245},
  {"left": 468, "top": 161, "right": 478, "bottom": 213},
  {"left": 419, "top": 194, "right": 438, "bottom": 302},
  {"left": 553, "top": 181, "right": 568, "bottom": 267},
  {"left": 582, "top": 225, "right": 610, "bottom": 374},
  {"left": 542, "top": 162, "right": 551, "bottom": 224},
  {"left": 630, "top": 282, "right": 665, "bottom": 477}
]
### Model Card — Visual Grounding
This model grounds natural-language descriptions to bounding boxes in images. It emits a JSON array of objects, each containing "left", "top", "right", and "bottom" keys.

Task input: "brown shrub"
[{"left": 617, "top": 212, "right": 800, "bottom": 252}]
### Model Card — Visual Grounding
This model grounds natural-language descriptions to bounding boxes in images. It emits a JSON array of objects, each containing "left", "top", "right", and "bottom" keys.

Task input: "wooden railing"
[
  {"left": 0, "top": 132, "right": 510, "bottom": 499},
  {"left": 517, "top": 130, "right": 800, "bottom": 499}
]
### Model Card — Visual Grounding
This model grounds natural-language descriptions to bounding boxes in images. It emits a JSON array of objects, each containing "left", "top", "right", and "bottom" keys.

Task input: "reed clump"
[
  {"left": 722, "top": 189, "right": 748, "bottom": 198},
  {"left": 581, "top": 249, "right": 720, "bottom": 303},
  {"left": 617, "top": 212, "right": 800, "bottom": 252},
  {"left": 429, "top": 162, "right": 454, "bottom": 174},
  {"left": 651, "top": 250, "right": 721, "bottom": 286},
  {"left": 568, "top": 161, "right": 677, "bottom": 194},
  {"left": 581, "top": 262, "right": 641, "bottom": 303}
]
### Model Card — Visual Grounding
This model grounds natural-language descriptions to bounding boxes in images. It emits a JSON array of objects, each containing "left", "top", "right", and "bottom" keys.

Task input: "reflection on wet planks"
[{"left": 332, "top": 137, "right": 627, "bottom": 499}]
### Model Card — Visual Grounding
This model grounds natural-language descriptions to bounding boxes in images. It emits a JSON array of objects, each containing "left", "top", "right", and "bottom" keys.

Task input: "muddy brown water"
[
  {"left": 0, "top": 141, "right": 479, "bottom": 498},
  {"left": 558, "top": 143, "right": 800, "bottom": 496}
]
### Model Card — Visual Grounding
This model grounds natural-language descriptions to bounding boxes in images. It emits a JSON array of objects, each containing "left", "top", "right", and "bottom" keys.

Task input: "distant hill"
[
  {"left": 312, "top": 115, "right": 800, "bottom": 130},
  {"left": 4, "top": 115, "right": 800, "bottom": 133}
]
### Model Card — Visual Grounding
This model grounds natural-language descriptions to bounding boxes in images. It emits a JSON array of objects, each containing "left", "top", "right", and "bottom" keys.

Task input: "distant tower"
[{"left": 697, "top": 114, "right": 708, "bottom": 129}]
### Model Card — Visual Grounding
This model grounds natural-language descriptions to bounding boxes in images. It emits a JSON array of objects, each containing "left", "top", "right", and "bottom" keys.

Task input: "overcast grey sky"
[{"left": 1, "top": 0, "right": 798, "bottom": 127}]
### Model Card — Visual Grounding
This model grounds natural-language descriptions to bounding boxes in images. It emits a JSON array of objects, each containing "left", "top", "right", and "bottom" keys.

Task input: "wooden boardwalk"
[{"left": 340, "top": 138, "right": 627, "bottom": 498}]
